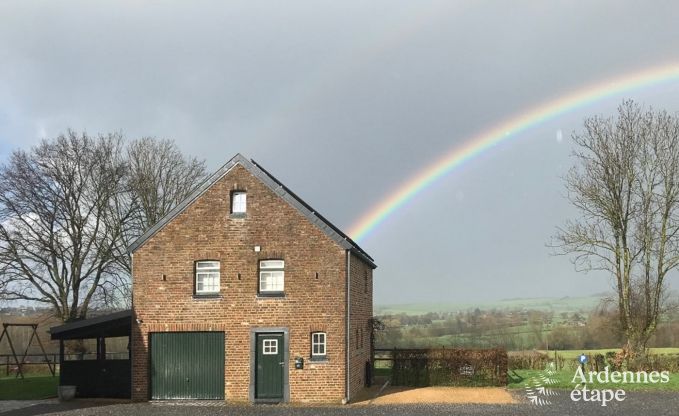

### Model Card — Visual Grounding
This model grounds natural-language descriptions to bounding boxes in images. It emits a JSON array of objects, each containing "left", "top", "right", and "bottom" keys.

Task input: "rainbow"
[{"left": 348, "top": 63, "right": 679, "bottom": 242}]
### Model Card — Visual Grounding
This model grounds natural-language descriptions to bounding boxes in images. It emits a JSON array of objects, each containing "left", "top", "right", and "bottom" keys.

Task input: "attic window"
[{"left": 231, "top": 191, "right": 247, "bottom": 214}]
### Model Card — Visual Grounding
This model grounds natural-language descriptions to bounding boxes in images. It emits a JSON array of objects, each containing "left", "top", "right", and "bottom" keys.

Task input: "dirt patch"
[{"left": 356, "top": 386, "right": 516, "bottom": 405}]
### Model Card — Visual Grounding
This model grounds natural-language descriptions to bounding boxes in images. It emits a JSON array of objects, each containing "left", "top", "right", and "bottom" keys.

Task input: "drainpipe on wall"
[
  {"left": 130, "top": 253, "right": 134, "bottom": 305},
  {"left": 129, "top": 252, "right": 134, "bottom": 374},
  {"left": 344, "top": 249, "right": 351, "bottom": 404}
]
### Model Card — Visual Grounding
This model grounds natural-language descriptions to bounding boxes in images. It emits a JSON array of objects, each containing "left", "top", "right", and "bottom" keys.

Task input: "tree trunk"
[{"left": 625, "top": 333, "right": 648, "bottom": 370}]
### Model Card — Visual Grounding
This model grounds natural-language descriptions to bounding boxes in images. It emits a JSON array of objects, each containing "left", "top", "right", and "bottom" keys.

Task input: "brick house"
[{"left": 128, "top": 153, "right": 376, "bottom": 403}]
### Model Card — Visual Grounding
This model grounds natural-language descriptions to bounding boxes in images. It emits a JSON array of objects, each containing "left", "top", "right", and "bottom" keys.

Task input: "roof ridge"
[
  {"left": 127, "top": 154, "right": 375, "bottom": 268},
  {"left": 249, "top": 158, "right": 373, "bottom": 262}
]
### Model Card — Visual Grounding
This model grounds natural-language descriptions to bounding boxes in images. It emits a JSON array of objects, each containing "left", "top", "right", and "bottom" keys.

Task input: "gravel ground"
[
  {"left": 363, "top": 387, "right": 515, "bottom": 404},
  {"left": 1, "top": 391, "right": 678, "bottom": 416},
  {"left": 0, "top": 400, "right": 57, "bottom": 414}
]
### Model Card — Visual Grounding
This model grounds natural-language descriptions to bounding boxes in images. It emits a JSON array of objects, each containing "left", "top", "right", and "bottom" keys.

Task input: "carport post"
[
  {"left": 96, "top": 337, "right": 106, "bottom": 360},
  {"left": 59, "top": 339, "right": 64, "bottom": 384}
]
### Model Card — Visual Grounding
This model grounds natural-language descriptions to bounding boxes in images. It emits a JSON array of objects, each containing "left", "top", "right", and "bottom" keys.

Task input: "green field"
[
  {"left": 0, "top": 376, "right": 58, "bottom": 400},
  {"left": 508, "top": 369, "right": 679, "bottom": 391},
  {"left": 376, "top": 294, "right": 603, "bottom": 315}
]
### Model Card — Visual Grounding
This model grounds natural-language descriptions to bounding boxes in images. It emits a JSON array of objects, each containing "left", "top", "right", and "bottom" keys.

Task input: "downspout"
[
  {"left": 130, "top": 252, "right": 134, "bottom": 306},
  {"left": 344, "top": 249, "right": 351, "bottom": 404},
  {"left": 129, "top": 252, "right": 134, "bottom": 398},
  {"left": 129, "top": 252, "right": 134, "bottom": 379}
]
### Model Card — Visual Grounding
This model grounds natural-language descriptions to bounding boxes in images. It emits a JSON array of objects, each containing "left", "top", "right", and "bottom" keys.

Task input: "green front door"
[
  {"left": 255, "top": 333, "right": 284, "bottom": 400},
  {"left": 150, "top": 332, "right": 225, "bottom": 400}
]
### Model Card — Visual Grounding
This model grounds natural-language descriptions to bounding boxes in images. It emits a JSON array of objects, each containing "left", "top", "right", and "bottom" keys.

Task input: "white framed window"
[
  {"left": 263, "top": 339, "right": 278, "bottom": 355},
  {"left": 195, "top": 260, "right": 220, "bottom": 294},
  {"left": 259, "top": 260, "right": 284, "bottom": 293},
  {"left": 311, "top": 332, "right": 326, "bottom": 357},
  {"left": 231, "top": 191, "right": 247, "bottom": 214}
]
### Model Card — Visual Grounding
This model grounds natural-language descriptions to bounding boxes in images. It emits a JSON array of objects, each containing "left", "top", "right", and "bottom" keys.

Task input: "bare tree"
[
  {"left": 0, "top": 277, "right": 8, "bottom": 305},
  {"left": 553, "top": 100, "right": 679, "bottom": 362},
  {"left": 0, "top": 133, "right": 207, "bottom": 318},
  {"left": 100, "top": 137, "right": 207, "bottom": 308},
  {"left": 126, "top": 137, "right": 207, "bottom": 239},
  {"left": 0, "top": 131, "right": 128, "bottom": 321}
]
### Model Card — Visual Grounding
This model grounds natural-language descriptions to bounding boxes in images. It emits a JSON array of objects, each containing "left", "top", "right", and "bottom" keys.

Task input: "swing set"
[{"left": 0, "top": 323, "right": 55, "bottom": 378}]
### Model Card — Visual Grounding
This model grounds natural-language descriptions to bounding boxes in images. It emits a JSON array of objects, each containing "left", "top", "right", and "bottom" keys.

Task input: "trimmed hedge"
[{"left": 385, "top": 347, "right": 507, "bottom": 387}]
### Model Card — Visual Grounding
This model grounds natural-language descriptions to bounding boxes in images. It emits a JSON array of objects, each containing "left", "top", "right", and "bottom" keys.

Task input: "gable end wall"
[{"left": 131, "top": 163, "right": 353, "bottom": 403}]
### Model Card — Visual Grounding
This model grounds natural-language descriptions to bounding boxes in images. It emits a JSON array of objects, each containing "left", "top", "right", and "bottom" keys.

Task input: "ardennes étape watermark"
[{"left": 569, "top": 359, "right": 670, "bottom": 406}]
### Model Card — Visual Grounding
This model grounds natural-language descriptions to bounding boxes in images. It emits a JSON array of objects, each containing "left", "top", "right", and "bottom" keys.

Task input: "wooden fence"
[
  {"left": 374, "top": 347, "right": 508, "bottom": 387},
  {"left": 60, "top": 359, "right": 131, "bottom": 398},
  {"left": 2, "top": 353, "right": 58, "bottom": 376},
  {"left": 2, "top": 352, "right": 129, "bottom": 376}
]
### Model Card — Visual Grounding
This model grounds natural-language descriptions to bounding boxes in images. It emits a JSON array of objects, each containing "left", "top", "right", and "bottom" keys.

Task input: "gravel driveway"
[{"left": 1, "top": 391, "right": 677, "bottom": 416}]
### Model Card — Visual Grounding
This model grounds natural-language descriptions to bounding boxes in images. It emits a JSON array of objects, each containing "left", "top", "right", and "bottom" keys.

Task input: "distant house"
[{"left": 128, "top": 154, "right": 376, "bottom": 403}]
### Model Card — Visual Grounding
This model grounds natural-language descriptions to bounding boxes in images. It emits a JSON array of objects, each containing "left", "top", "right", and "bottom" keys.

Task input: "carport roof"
[{"left": 50, "top": 310, "right": 131, "bottom": 340}]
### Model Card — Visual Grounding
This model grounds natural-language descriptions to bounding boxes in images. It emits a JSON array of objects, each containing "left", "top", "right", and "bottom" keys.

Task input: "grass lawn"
[
  {"left": 508, "top": 369, "right": 679, "bottom": 391},
  {"left": 375, "top": 366, "right": 679, "bottom": 391},
  {"left": 0, "top": 375, "right": 58, "bottom": 400}
]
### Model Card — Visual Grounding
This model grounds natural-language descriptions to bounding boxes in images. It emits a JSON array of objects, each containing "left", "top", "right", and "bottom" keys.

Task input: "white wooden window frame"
[
  {"left": 263, "top": 339, "right": 278, "bottom": 355},
  {"left": 259, "top": 260, "right": 284, "bottom": 293},
  {"left": 311, "top": 332, "right": 326, "bottom": 357},
  {"left": 195, "top": 261, "right": 220, "bottom": 294},
  {"left": 231, "top": 191, "right": 247, "bottom": 214}
]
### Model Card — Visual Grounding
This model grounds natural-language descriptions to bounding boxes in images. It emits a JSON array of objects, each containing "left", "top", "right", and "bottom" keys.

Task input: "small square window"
[
  {"left": 263, "top": 339, "right": 278, "bottom": 355},
  {"left": 311, "top": 332, "right": 326, "bottom": 358},
  {"left": 231, "top": 191, "right": 247, "bottom": 214},
  {"left": 195, "top": 261, "right": 220, "bottom": 294}
]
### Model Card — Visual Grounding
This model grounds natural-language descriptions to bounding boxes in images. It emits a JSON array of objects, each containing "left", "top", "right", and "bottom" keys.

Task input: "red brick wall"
[
  {"left": 131, "top": 164, "right": 363, "bottom": 403},
  {"left": 348, "top": 252, "right": 373, "bottom": 400}
]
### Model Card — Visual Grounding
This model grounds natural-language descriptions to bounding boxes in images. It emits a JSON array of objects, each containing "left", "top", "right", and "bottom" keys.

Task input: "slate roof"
[{"left": 127, "top": 153, "right": 375, "bottom": 268}]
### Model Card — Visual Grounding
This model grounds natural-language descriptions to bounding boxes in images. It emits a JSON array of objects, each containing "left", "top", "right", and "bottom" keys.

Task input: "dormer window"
[{"left": 231, "top": 191, "right": 247, "bottom": 214}]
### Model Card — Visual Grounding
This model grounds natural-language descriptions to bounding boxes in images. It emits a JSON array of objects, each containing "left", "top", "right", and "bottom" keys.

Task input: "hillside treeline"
[{"left": 375, "top": 307, "right": 679, "bottom": 351}]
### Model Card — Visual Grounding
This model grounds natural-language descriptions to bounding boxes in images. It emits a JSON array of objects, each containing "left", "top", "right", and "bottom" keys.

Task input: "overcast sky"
[{"left": 2, "top": 1, "right": 679, "bottom": 305}]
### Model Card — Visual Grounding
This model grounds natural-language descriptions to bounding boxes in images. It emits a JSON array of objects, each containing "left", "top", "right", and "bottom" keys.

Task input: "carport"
[{"left": 50, "top": 310, "right": 132, "bottom": 398}]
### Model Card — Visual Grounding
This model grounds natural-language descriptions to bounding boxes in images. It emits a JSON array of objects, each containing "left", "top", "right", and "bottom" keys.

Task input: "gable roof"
[{"left": 127, "top": 153, "right": 375, "bottom": 268}]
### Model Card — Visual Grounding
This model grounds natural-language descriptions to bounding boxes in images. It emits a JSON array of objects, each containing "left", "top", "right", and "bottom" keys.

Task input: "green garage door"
[{"left": 150, "top": 332, "right": 224, "bottom": 400}]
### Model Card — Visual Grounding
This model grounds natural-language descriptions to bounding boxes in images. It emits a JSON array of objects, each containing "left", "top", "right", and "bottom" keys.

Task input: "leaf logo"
[{"left": 525, "top": 366, "right": 560, "bottom": 406}]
